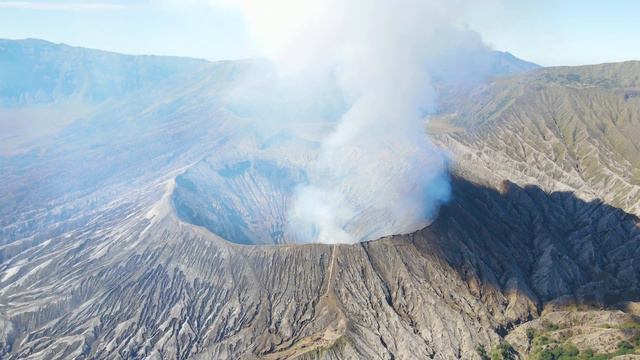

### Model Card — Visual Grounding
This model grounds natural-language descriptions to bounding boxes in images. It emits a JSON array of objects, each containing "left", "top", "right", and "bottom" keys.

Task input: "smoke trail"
[{"left": 215, "top": 0, "right": 490, "bottom": 243}]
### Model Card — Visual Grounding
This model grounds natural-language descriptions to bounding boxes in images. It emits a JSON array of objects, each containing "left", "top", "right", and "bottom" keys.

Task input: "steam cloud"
[{"left": 217, "top": 0, "right": 494, "bottom": 243}]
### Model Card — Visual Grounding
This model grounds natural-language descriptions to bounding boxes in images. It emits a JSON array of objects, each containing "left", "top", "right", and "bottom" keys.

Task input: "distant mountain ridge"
[
  {"left": 0, "top": 38, "right": 208, "bottom": 105},
  {"left": 0, "top": 38, "right": 540, "bottom": 106}
]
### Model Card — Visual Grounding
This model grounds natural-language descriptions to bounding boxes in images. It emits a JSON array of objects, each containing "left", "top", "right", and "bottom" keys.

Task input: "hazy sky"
[{"left": 1, "top": 0, "right": 639, "bottom": 66}]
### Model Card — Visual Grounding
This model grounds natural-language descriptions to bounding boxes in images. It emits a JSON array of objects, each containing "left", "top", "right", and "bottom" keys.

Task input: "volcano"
[{"left": 1, "top": 39, "right": 639, "bottom": 359}]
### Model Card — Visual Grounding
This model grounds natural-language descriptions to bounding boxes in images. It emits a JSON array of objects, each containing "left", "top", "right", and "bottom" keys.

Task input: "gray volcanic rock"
[
  {"left": 173, "top": 157, "right": 308, "bottom": 245},
  {"left": 1, "top": 39, "right": 639, "bottom": 359},
  {"left": 1, "top": 176, "right": 638, "bottom": 359},
  {"left": 430, "top": 61, "right": 640, "bottom": 217}
]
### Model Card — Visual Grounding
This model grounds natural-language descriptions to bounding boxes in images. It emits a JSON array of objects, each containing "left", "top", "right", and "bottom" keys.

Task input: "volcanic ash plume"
[{"left": 221, "top": 0, "right": 492, "bottom": 243}]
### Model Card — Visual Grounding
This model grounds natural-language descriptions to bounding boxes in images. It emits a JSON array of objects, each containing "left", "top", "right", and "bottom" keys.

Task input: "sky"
[{"left": 0, "top": 0, "right": 639, "bottom": 66}]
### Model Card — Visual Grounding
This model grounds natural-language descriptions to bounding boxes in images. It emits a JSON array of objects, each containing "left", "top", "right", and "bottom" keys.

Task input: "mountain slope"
[
  {"left": 0, "top": 39, "right": 638, "bottom": 359},
  {"left": 0, "top": 38, "right": 215, "bottom": 156},
  {"left": 431, "top": 61, "right": 640, "bottom": 217},
  {"left": 1, "top": 175, "right": 638, "bottom": 359}
]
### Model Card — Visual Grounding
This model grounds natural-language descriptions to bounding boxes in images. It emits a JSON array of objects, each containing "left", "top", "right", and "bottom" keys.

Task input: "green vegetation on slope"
[{"left": 525, "top": 320, "right": 640, "bottom": 360}]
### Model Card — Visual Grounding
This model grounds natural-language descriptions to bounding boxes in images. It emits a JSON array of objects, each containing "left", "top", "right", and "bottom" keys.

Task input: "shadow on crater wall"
[{"left": 416, "top": 176, "right": 640, "bottom": 308}]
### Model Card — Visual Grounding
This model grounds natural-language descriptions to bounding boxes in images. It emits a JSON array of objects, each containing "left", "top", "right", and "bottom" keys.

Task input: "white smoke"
[{"left": 213, "top": 0, "right": 494, "bottom": 243}]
